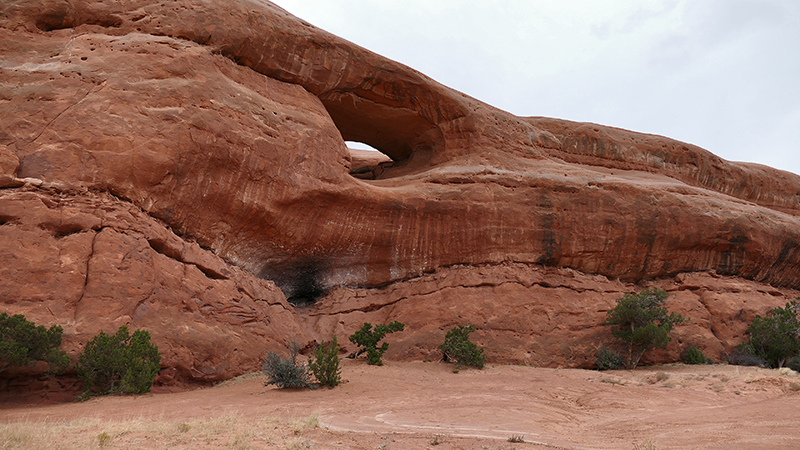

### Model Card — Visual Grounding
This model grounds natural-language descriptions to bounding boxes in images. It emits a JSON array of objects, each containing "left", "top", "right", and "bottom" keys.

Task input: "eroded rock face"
[
  {"left": 306, "top": 265, "right": 797, "bottom": 368},
  {"left": 0, "top": 187, "right": 308, "bottom": 399},
  {"left": 1, "top": 0, "right": 800, "bottom": 397},
  {"left": 3, "top": 0, "right": 799, "bottom": 296}
]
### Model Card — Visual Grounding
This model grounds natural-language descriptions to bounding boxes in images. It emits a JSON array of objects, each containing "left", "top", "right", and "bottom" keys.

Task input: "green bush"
[
  {"left": 348, "top": 321, "right": 404, "bottom": 366},
  {"left": 786, "top": 356, "right": 800, "bottom": 372},
  {"left": 746, "top": 301, "right": 800, "bottom": 368},
  {"left": 76, "top": 326, "right": 160, "bottom": 398},
  {"left": 723, "top": 344, "right": 768, "bottom": 368},
  {"left": 602, "top": 288, "right": 687, "bottom": 369},
  {"left": 595, "top": 346, "right": 624, "bottom": 370},
  {"left": 0, "top": 313, "right": 69, "bottom": 375},
  {"left": 439, "top": 325, "right": 485, "bottom": 369},
  {"left": 308, "top": 336, "right": 342, "bottom": 387},
  {"left": 682, "top": 346, "right": 706, "bottom": 365},
  {"left": 262, "top": 341, "right": 313, "bottom": 389}
]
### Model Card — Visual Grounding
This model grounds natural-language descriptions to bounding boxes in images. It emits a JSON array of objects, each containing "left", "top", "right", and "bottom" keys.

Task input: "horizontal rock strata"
[{"left": 1, "top": 0, "right": 799, "bottom": 398}]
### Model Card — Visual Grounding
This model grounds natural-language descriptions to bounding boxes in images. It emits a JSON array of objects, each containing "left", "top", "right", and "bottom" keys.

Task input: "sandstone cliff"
[{"left": 1, "top": 0, "right": 799, "bottom": 398}]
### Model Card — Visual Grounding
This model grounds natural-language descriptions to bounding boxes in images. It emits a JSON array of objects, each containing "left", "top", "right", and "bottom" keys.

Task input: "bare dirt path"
[{"left": 2, "top": 360, "right": 800, "bottom": 449}]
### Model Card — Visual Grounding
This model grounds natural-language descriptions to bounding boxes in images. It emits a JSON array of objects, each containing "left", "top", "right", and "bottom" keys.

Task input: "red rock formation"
[
  {"left": 1, "top": 0, "right": 800, "bottom": 397},
  {"left": 0, "top": 186, "right": 309, "bottom": 399},
  {"left": 305, "top": 264, "right": 796, "bottom": 368}
]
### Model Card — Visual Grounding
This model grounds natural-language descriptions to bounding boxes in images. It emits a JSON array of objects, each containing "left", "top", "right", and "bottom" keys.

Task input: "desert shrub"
[
  {"left": 262, "top": 341, "right": 313, "bottom": 389},
  {"left": 786, "top": 356, "right": 800, "bottom": 372},
  {"left": 0, "top": 313, "right": 69, "bottom": 375},
  {"left": 595, "top": 346, "right": 624, "bottom": 370},
  {"left": 348, "top": 321, "right": 404, "bottom": 366},
  {"left": 682, "top": 346, "right": 706, "bottom": 365},
  {"left": 602, "top": 288, "right": 686, "bottom": 369},
  {"left": 746, "top": 301, "right": 800, "bottom": 368},
  {"left": 76, "top": 326, "right": 160, "bottom": 397},
  {"left": 723, "top": 344, "right": 768, "bottom": 368},
  {"left": 439, "top": 325, "right": 485, "bottom": 369},
  {"left": 308, "top": 336, "right": 342, "bottom": 387}
]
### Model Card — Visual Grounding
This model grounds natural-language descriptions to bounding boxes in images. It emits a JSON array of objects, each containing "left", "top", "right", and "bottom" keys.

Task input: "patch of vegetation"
[
  {"left": 439, "top": 324, "right": 486, "bottom": 369},
  {"left": 595, "top": 346, "right": 624, "bottom": 370},
  {"left": 602, "top": 288, "right": 687, "bottom": 369},
  {"left": 723, "top": 344, "right": 768, "bottom": 368},
  {"left": 786, "top": 356, "right": 800, "bottom": 372},
  {"left": 634, "top": 440, "right": 661, "bottom": 450},
  {"left": 97, "top": 431, "right": 112, "bottom": 448},
  {"left": 0, "top": 414, "right": 314, "bottom": 449},
  {"left": 0, "top": 313, "right": 69, "bottom": 375},
  {"left": 682, "top": 346, "right": 706, "bottom": 365},
  {"left": 508, "top": 435, "right": 525, "bottom": 443},
  {"left": 262, "top": 341, "right": 313, "bottom": 389},
  {"left": 745, "top": 301, "right": 800, "bottom": 368},
  {"left": 308, "top": 336, "right": 342, "bottom": 388},
  {"left": 348, "top": 321, "right": 404, "bottom": 366},
  {"left": 599, "top": 377, "right": 625, "bottom": 385},
  {"left": 76, "top": 325, "right": 160, "bottom": 398}
]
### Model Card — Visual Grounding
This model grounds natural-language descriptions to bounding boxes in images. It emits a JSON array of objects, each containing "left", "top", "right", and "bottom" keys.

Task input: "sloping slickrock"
[
  {"left": 1, "top": 0, "right": 800, "bottom": 397},
  {"left": 2, "top": 0, "right": 799, "bottom": 297}
]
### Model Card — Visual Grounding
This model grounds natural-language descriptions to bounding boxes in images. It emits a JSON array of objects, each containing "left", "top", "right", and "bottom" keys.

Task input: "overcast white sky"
[{"left": 271, "top": 0, "right": 800, "bottom": 176}]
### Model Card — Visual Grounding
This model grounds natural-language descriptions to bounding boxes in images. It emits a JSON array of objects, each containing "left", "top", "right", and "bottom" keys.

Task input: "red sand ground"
[{"left": 2, "top": 360, "right": 800, "bottom": 449}]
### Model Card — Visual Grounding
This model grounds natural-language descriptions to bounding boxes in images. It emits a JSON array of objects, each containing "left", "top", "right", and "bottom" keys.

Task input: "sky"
[{"left": 271, "top": 0, "right": 800, "bottom": 176}]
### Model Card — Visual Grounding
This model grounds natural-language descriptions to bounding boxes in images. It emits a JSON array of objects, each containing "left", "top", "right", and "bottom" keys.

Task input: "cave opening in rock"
[
  {"left": 280, "top": 262, "right": 326, "bottom": 307},
  {"left": 346, "top": 141, "right": 394, "bottom": 180}
]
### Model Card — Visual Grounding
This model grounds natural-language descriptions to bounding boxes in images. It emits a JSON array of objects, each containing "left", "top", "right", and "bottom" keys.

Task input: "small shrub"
[
  {"left": 0, "top": 313, "right": 69, "bottom": 374},
  {"left": 746, "top": 301, "right": 800, "bottom": 368},
  {"left": 602, "top": 288, "right": 687, "bottom": 369},
  {"left": 308, "top": 336, "right": 342, "bottom": 388},
  {"left": 262, "top": 341, "right": 313, "bottom": 389},
  {"left": 508, "top": 435, "right": 525, "bottom": 443},
  {"left": 76, "top": 325, "right": 160, "bottom": 398},
  {"left": 439, "top": 325, "right": 485, "bottom": 369},
  {"left": 787, "top": 356, "right": 800, "bottom": 372},
  {"left": 595, "top": 347, "right": 624, "bottom": 370},
  {"left": 348, "top": 321, "right": 404, "bottom": 366},
  {"left": 682, "top": 346, "right": 706, "bottom": 365},
  {"left": 723, "top": 344, "right": 768, "bottom": 368},
  {"left": 97, "top": 431, "right": 112, "bottom": 448}
]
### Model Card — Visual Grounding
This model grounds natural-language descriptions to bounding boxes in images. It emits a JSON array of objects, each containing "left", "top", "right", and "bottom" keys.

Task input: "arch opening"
[
  {"left": 320, "top": 90, "right": 444, "bottom": 179},
  {"left": 346, "top": 141, "right": 394, "bottom": 180}
]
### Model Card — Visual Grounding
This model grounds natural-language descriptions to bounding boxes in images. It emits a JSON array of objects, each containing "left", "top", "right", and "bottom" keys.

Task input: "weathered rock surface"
[
  {"left": 2, "top": 0, "right": 799, "bottom": 295},
  {"left": 0, "top": 187, "right": 308, "bottom": 399},
  {"left": 1, "top": 0, "right": 800, "bottom": 397},
  {"left": 305, "top": 264, "right": 797, "bottom": 368}
]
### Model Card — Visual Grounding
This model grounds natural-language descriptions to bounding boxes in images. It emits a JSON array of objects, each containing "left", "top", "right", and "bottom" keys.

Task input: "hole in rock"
[
  {"left": 347, "top": 141, "right": 393, "bottom": 180},
  {"left": 320, "top": 91, "right": 443, "bottom": 179}
]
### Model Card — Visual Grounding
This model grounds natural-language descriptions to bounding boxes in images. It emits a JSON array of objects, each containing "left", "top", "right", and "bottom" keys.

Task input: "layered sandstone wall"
[
  {"left": 3, "top": 0, "right": 799, "bottom": 295},
  {"left": 305, "top": 265, "right": 797, "bottom": 368},
  {"left": 1, "top": 0, "right": 799, "bottom": 397}
]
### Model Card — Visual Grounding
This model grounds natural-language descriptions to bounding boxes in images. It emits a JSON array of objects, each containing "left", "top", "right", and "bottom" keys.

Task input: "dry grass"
[
  {"left": 634, "top": 440, "right": 661, "bottom": 450},
  {"left": 0, "top": 412, "right": 321, "bottom": 450},
  {"left": 599, "top": 377, "right": 625, "bottom": 385}
]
